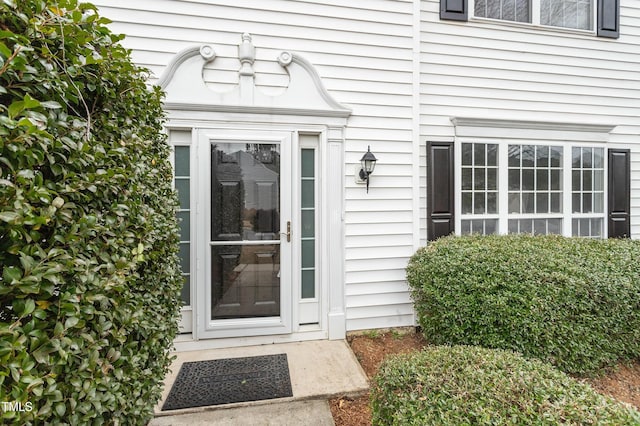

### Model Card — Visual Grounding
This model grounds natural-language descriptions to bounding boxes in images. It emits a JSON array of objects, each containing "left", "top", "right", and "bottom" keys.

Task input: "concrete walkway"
[{"left": 149, "top": 340, "right": 369, "bottom": 425}]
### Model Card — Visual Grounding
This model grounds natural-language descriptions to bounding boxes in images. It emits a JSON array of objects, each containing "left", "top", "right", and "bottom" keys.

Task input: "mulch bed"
[{"left": 330, "top": 330, "right": 640, "bottom": 426}]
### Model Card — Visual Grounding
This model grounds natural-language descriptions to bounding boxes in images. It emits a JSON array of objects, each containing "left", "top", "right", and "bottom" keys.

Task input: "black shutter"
[
  {"left": 598, "top": 0, "right": 620, "bottom": 39},
  {"left": 441, "top": 0, "right": 468, "bottom": 21},
  {"left": 427, "top": 141, "right": 455, "bottom": 241},
  {"left": 608, "top": 149, "right": 630, "bottom": 238}
]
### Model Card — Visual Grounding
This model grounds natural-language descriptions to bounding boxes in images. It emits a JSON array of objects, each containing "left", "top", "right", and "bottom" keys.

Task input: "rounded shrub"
[
  {"left": 406, "top": 234, "right": 640, "bottom": 375},
  {"left": 371, "top": 345, "right": 640, "bottom": 425},
  {"left": 0, "top": 1, "right": 182, "bottom": 424}
]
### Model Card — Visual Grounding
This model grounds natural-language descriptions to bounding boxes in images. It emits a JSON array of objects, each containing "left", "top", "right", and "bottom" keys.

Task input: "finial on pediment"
[{"left": 238, "top": 33, "right": 255, "bottom": 76}]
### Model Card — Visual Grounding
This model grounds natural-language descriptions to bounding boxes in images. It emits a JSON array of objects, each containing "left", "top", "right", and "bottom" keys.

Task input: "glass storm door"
[{"left": 199, "top": 130, "right": 292, "bottom": 338}]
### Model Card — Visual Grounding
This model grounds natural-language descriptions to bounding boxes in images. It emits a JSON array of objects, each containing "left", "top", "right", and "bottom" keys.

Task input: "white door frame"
[{"left": 168, "top": 121, "right": 347, "bottom": 349}]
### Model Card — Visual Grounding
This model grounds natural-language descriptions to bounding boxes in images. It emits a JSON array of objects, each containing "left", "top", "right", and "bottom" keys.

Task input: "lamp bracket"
[{"left": 354, "top": 165, "right": 367, "bottom": 184}]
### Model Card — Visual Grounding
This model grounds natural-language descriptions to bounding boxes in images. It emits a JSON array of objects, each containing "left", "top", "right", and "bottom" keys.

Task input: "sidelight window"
[
  {"left": 300, "top": 148, "right": 316, "bottom": 299},
  {"left": 173, "top": 143, "right": 192, "bottom": 306}
]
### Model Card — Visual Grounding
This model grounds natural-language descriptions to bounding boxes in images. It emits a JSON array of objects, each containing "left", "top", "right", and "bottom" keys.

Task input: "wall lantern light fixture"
[{"left": 359, "top": 146, "right": 377, "bottom": 193}]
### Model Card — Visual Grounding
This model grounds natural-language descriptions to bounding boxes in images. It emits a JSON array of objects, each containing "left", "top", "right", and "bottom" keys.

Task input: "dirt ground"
[
  {"left": 329, "top": 330, "right": 640, "bottom": 426},
  {"left": 329, "top": 331, "right": 427, "bottom": 426}
]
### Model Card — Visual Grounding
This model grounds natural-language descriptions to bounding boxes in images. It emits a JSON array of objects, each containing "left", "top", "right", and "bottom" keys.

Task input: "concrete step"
[{"left": 150, "top": 340, "right": 369, "bottom": 425}]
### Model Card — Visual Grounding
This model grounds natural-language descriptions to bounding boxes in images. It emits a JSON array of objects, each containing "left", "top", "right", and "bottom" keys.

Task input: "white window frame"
[
  {"left": 503, "top": 143, "right": 564, "bottom": 232},
  {"left": 470, "top": 0, "right": 597, "bottom": 34},
  {"left": 298, "top": 134, "right": 321, "bottom": 325},
  {"left": 569, "top": 145, "right": 607, "bottom": 237},
  {"left": 451, "top": 118, "right": 614, "bottom": 238},
  {"left": 460, "top": 142, "right": 500, "bottom": 235}
]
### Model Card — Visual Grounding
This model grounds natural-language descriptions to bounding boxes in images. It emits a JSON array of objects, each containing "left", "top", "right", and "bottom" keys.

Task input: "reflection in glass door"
[{"left": 210, "top": 142, "right": 281, "bottom": 320}]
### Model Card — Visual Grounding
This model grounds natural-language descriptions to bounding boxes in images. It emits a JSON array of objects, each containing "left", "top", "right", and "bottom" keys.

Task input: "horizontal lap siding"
[
  {"left": 94, "top": 0, "right": 416, "bottom": 331},
  {"left": 420, "top": 0, "right": 640, "bottom": 242}
]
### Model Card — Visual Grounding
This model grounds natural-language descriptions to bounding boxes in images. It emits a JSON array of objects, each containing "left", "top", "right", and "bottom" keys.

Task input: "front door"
[{"left": 198, "top": 129, "right": 292, "bottom": 338}]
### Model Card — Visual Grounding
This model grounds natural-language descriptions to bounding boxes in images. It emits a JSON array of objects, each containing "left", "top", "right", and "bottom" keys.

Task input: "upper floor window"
[
  {"left": 474, "top": 0, "right": 531, "bottom": 24},
  {"left": 474, "top": 0, "right": 593, "bottom": 30},
  {"left": 541, "top": 0, "right": 593, "bottom": 29},
  {"left": 440, "top": 0, "right": 620, "bottom": 39}
]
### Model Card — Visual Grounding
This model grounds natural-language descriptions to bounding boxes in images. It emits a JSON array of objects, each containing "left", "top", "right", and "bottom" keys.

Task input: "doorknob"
[{"left": 280, "top": 221, "right": 291, "bottom": 242}]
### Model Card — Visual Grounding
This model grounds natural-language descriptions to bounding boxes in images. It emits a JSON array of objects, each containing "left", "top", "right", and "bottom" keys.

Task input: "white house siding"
[
  {"left": 420, "top": 0, "right": 640, "bottom": 242},
  {"left": 93, "top": 0, "right": 417, "bottom": 332}
]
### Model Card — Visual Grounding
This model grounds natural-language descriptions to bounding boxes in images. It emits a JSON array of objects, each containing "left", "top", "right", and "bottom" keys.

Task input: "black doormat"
[{"left": 162, "top": 353, "right": 292, "bottom": 411}]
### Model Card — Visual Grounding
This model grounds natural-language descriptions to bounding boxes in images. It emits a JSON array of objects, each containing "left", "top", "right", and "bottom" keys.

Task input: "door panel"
[
  {"left": 210, "top": 142, "right": 281, "bottom": 320},
  {"left": 211, "top": 244, "right": 280, "bottom": 319}
]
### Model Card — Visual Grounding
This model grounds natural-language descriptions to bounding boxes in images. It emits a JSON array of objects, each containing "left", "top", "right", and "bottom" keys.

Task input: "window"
[
  {"left": 474, "top": 0, "right": 593, "bottom": 30},
  {"left": 571, "top": 146, "right": 605, "bottom": 237},
  {"left": 298, "top": 134, "right": 320, "bottom": 325},
  {"left": 459, "top": 142, "right": 606, "bottom": 238},
  {"left": 441, "top": 0, "right": 619, "bottom": 38},
  {"left": 507, "top": 144, "right": 563, "bottom": 235},
  {"left": 461, "top": 143, "right": 499, "bottom": 234},
  {"left": 541, "top": 0, "right": 593, "bottom": 29},
  {"left": 174, "top": 145, "right": 191, "bottom": 306},
  {"left": 300, "top": 148, "right": 316, "bottom": 299},
  {"left": 474, "top": 0, "right": 530, "bottom": 23}
]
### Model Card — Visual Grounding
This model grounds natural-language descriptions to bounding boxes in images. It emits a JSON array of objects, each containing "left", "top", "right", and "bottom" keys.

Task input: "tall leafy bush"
[
  {"left": 407, "top": 234, "right": 640, "bottom": 375},
  {"left": 0, "top": 1, "right": 182, "bottom": 423}
]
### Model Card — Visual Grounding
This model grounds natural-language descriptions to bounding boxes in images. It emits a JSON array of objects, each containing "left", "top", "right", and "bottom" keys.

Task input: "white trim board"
[{"left": 451, "top": 117, "right": 616, "bottom": 142}]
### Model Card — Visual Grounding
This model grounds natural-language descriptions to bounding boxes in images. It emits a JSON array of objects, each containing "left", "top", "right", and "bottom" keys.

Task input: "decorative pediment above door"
[{"left": 157, "top": 33, "right": 351, "bottom": 118}]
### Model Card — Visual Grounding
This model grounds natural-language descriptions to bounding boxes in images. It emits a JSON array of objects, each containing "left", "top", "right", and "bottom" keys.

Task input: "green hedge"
[
  {"left": 1, "top": 1, "right": 182, "bottom": 424},
  {"left": 406, "top": 234, "right": 640, "bottom": 375},
  {"left": 371, "top": 345, "right": 640, "bottom": 425}
]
